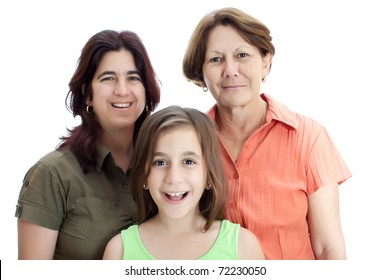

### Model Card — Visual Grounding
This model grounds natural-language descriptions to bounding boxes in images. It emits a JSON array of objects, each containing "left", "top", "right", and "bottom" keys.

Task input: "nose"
[
  {"left": 164, "top": 164, "right": 182, "bottom": 185},
  {"left": 222, "top": 58, "right": 239, "bottom": 78},
  {"left": 113, "top": 78, "right": 130, "bottom": 96}
]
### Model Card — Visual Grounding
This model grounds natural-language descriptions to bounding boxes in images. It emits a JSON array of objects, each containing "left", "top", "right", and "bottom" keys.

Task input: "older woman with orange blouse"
[{"left": 182, "top": 7, "right": 351, "bottom": 259}]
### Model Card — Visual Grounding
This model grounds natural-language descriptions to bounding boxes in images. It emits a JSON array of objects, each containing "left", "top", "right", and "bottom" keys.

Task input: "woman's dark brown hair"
[
  {"left": 59, "top": 30, "right": 160, "bottom": 173},
  {"left": 183, "top": 7, "right": 275, "bottom": 87},
  {"left": 131, "top": 105, "right": 227, "bottom": 232}
]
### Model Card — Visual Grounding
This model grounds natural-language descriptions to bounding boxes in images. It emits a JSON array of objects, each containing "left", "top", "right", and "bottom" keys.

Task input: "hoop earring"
[
  {"left": 86, "top": 105, "right": 94, "bottom": 113},
  {"left": 202, "top": 86, "right": 208, "bottom": 92}
]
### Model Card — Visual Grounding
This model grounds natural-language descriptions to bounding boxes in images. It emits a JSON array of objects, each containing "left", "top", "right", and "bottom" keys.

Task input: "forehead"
[
  {"left": 206, "top": 25, "right": 253, "bottom": 50},
  {"left": 208, "top": 25, "right": 244, "bottom": 41},
  {"left": 156, "top": 125, "right": 201, "bottom": 149},
  {"left": 96, "top": 49, "right": 137, "bottom": 71}
]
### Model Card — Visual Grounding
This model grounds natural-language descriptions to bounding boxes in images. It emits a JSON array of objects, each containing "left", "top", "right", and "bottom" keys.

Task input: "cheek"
[
  {"left": 136, "top": 84, "right": 146, "bottom": 97},
  {"left": 202, "top": 68, "right": 215, "bottom": 85}
]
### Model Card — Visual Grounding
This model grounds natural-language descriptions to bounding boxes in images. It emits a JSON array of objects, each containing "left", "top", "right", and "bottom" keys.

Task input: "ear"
[
  {"left": 262, "top": 52, "right": 273, "bottom": 73},
  {"left": 85, "top": 97, "right": 92, "bottom": 106}
]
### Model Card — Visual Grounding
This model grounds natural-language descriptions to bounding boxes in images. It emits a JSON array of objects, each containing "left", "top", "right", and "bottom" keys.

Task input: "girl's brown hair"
[{"left": 131, "top": 105, "right": 227, "bottom": 231}]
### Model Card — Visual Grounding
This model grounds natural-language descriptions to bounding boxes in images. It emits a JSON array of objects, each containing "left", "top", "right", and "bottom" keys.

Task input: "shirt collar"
[
  {"left": 261, "top": 93, "right": 298, "bottom": 130},
  {"left": 95, "top": 141, "right": 111, "bottom": 173}
]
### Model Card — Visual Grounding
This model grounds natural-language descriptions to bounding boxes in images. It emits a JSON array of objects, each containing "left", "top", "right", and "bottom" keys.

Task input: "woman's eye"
[
  {"left": 238, "top": 53, "right": 249, "bottom": 58},
  {"left": 209, "top": 57, "right": 221, "bottom": 63},
  {"left": 128, "top": 76, "right": 141, "bottom": 81},
  {"left": 101, "top": 76, "right": 114, "bottom": 81}
]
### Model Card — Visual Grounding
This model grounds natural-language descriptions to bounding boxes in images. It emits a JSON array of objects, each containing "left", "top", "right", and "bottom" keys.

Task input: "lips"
[
  {"left": 164, "top": 191, "right": 188, "bottom": 201},
  {"left": 222, "top": 84, "right": 244, "bottom": 89},
  {"left": 112, "top": 102, "right": 132, "bottom": 108}
]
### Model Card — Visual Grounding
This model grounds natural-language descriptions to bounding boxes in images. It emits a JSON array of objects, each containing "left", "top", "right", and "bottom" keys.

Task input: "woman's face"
[
  {"left": 202, "top": 25, "right": 271, "bottom": 109},
  {"left": 89, "top": 49, "right": 146, "bottom": 134}
]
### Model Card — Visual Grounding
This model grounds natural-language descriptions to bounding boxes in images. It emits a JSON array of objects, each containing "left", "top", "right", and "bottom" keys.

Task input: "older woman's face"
[{"left": 202, "top": 25, "right": 271, "bottom": 108}]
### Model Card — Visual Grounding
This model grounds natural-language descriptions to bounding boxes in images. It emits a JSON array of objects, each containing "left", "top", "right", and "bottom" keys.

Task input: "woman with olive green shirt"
[{"left": 15, "top": 30, "right": 160, "bottom": 260}]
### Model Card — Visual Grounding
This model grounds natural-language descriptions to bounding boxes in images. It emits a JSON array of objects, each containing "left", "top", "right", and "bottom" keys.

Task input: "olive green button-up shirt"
[{"left": 15, "top": 142, "right": 137, "bottom": 259}]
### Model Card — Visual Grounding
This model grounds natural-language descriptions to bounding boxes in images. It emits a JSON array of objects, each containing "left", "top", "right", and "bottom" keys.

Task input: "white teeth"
[
  {"left": 165, "top": 191, "right": 186, "bottom": 197},
  {"left": 112, "top": 102, "right": 131, "bottom": 108}
]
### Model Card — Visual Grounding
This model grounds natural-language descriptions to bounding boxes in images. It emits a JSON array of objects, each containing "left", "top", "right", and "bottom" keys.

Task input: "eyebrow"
[
  {"left": 153, "top": 151, "right": 201, "bottom": 159},
  {"left": 206, "top": 46, "right": 251, "bottom": 54},
  {"left": 96, "top": 70, "right": 140, "bottom": 80}
]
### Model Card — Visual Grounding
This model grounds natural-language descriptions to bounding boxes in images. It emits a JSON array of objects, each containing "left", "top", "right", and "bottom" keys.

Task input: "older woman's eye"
[
  {"left": 238, "top": 53, "right": 249, "bottom": 58},
  {"left": 209, "top": 57, "right": 221, "bottom": 63}
]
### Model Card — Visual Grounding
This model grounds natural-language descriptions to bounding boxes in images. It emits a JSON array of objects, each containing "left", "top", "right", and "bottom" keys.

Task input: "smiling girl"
[{"left": 103, "top": 106, "right": 264, "bottom": 260}]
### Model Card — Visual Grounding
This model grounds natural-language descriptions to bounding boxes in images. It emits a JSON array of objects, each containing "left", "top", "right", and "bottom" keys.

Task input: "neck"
[
  {"left": 216, "top": 97, "right": 268, "bottom": 139},
  {"left": 100, "top": 129, "right": 134, "bottom": 171}
]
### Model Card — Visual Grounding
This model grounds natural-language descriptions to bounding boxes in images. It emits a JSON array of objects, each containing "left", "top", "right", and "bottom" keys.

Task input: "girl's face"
[
  {"left": 202, "top": 25, "right": 271, "bottom": 109},
  {"left": 90, "top": 49, "right": 146, "bottom": 134},
  {"left": 146, "top": 125, "right": 208, "bottom": 221}
]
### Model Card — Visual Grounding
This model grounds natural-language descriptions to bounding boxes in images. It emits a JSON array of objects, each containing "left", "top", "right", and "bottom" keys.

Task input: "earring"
[
  {"left": 206, "top": 183, "right": 212, "bottom": 190},
  {"left": 262, "top": 77, "right": 267, "bottom": 83},
  {"left": 202, "top": 86, "right": 208, "bottom": 92},
  {"left": 145, "top": 105, "right": 149, "bottom": 112},
  {"left": 143, "top": 184, "right": 148, "bottom": 190},
  {"left": 86, "top": 105, "right": 94, "bottom": 113}
]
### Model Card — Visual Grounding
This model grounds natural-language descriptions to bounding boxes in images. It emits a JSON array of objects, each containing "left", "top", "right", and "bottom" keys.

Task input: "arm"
[
  {"left": 102, "top": 234, "right": 123, "bottom": 260},
  {"left": 18, "top": 219, "right": 58, "bottom": 259},
  {"left": 237, "top": 227, "right": 266, "bottom": 260},
  {"left": 308, "top": 183, "right": 346, "bottom": 259}
]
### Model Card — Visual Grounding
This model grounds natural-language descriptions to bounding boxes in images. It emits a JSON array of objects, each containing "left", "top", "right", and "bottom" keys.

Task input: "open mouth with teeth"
[
  {"left": 112, "top": 102, "right": 132, "bottom": 108},
  {"left": 164, "top": 191, "right": 189, "bottom": 201}
]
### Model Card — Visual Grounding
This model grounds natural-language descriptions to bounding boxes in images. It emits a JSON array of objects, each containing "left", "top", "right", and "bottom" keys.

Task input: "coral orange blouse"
[{"left": 208, "top": 94, "right": 351, "bottom": 259}]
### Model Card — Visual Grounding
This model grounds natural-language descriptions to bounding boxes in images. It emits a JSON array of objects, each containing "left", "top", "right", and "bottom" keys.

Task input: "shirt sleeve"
[
  {"left": 15, "top": 160, "right": 66, "bottom": 230},
  {"left": 306, "top": 126, "right": 352, "bottom": 196}
]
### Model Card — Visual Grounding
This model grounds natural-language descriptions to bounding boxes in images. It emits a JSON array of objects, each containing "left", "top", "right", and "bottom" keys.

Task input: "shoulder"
[
  {"left": 265, "top": 93, "right": 325, "bottom": 135},
  {"left": 103, "top": 233, "right": 123, "bottom": 260},
  {"left": 25, "top": 148, "right": 78, "bottom": 175},
  {"left": 238, "top": 226, "right": 258, "bottom": 243},
  {"left": 26, "top": 147, "right": 80, "bottom": 177},
  {"left": 237, "top": 227, "right": 265, "bottom": 260},
  {"left": 38, "top": 147, "right": 78, "bottom": 167},
  {"left": 21, "top": 148, "right": 80, "bottom": 187}
]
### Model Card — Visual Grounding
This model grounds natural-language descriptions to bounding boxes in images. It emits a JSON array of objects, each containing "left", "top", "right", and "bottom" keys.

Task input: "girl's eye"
[
  {"left": 183, "top": 159, "right": 196, "bottom": 165},
  {"left": 152, "top": 160, "right": 166, "bottom": 166}
]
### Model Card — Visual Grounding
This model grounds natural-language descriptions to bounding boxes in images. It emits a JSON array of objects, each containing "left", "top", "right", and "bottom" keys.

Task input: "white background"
[{"left": 1, "top": 0, "right": 389, "bottom": 278}]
